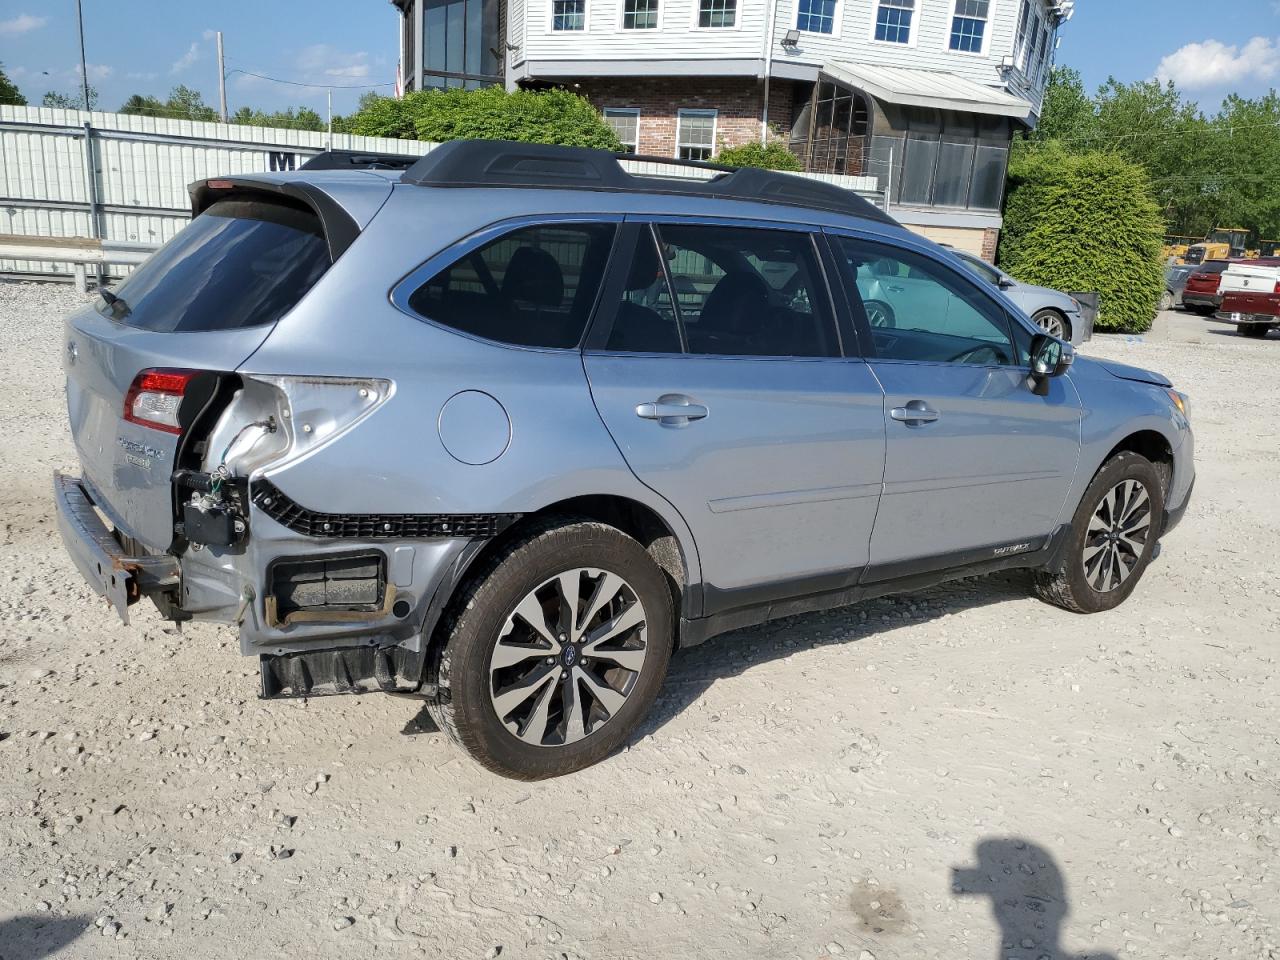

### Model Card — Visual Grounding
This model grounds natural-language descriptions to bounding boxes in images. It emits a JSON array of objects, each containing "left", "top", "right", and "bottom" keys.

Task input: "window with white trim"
[
  {"left": 552, "top": 0, "right": 585, "bottom": 30},
  {"left": 1032, "top": 21, "right": 1051, "bottom": 82},
  {"left": 796, "top": 0, "right": 836, "bottom": 33},
  {"left": 874, "top": 0, "right": 914, "bottom": 44},
  {"left": 604, "top": 109, "right": 640, "bottom": 153},
  {"left": 676, "top": 110, "right": 716, "bottom": 161},
  {"left": 622, "top": 0, "right": 658, "bottom": 29},
  {"left": 948, "top": 0, "right": 989, "bottom": 52},
  {"left": 698, "top": 0, "right": 737, "bottom": 28},
  {"left": 1013, "top": 0, "right": 1032, "bottom": 68}
]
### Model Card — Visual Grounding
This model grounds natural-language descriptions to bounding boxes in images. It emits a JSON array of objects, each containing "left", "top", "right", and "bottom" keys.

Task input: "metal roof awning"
[{"left": 821, "top": 61, "right": 1032, "bottom": 120}]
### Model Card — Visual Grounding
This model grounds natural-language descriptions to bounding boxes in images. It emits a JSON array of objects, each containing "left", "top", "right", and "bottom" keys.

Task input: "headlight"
[
  {"left": 1166, "top": 388, "right": 1189, "bottom": 419},
  {"left": 1069, "top": 297, "right": 1081, "bottom": 311}
]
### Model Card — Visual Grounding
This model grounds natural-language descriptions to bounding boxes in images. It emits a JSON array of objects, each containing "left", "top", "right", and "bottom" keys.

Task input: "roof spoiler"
[
  {"left": 301, "top": 149, "right": 424, "bottom": 171},
  {"left": 399, "top": 139, "right": 897, "bottom": 224}
]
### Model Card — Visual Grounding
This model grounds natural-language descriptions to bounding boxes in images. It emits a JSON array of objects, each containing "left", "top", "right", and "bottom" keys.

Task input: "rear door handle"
[
  {"left": 890, "top": 400, "right": 940, "bottom": 425},
  {"left": 636, "top": 394, "right": 709, "bottom": 426}
]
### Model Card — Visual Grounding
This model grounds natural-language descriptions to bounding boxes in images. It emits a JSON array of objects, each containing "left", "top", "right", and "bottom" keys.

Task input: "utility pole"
[
  {"left": 75, "top": 0, "right": 90, "bottom": 110},
  {"left": 216, "top": 31, "right": 228, "bottom": 122},
  {"left": 327, "top": 88, "right": 333, "bottom": 149}
]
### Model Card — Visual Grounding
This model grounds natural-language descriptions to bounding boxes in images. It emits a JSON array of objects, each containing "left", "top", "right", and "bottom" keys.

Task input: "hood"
[
  {"left": 1094, "top": 358, "right": 1172, "bottom": 388},
  {"left": 1016, "top": 282, "right": 1079, "bottom": 310}
]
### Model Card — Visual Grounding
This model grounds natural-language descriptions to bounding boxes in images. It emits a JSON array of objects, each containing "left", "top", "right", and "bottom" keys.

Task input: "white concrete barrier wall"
[{"left": 0, "top": 103, "right": 881, "bottom": 279}]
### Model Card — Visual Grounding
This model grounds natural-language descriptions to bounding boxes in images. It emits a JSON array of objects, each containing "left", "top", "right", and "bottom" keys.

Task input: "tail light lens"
[{"left": 124, "top": 369, "right": 197, "bottom": 434}]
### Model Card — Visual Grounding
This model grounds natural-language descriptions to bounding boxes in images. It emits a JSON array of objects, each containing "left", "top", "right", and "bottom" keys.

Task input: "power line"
[{"left": 224, "top": 66, "right": 394, "bottom": 91}]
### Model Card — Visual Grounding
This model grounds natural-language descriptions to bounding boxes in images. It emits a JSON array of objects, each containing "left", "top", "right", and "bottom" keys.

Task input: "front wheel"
[
  {"left": 1034, "top": 452, "right": 1165, "bottom": 614},
  {"left": 1031, "top": 309, "right": 1069, "bottom": 340},
  {"left": 426, "top": 521, "right": 673, "bottom": 779}
]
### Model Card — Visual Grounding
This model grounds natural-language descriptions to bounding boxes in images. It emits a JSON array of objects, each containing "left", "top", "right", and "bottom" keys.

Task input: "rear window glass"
[
  {"left": 98, "top": 199, "right": 330, "bottom": 332},
  {"left": 1199, "top": 261, "right": 1231, "bottom": 275},
  {"left": 407, "top": 223, "right": 616, "bottom": 349}
]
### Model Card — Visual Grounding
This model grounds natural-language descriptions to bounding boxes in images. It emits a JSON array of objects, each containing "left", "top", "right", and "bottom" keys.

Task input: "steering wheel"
[{"left": 949, "top": 343, "right": 1009, "bottom": 365}]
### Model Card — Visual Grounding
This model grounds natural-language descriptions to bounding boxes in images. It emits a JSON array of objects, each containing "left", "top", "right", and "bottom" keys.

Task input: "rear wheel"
[
  {"left": 1034, "top": 452, "right": 1164, "bottom": 614},
  {"left": 426, "top": 521, "right": 673, "bottom": 779},
  {"left": 1191, "top": 305, "right": 1216, "bottom": 316},
  {"left": 864, "top": 299, "right": 896, "bottom": 328},
  {"left": 1031, "top": 309, "right": 1069, "bottom": 340},
  {"left": 1240, "top": 324, "right": 1271, "bottom": 338},
  {"left": 1158, "top": 290, "right": 1174, "bottom": 312}
]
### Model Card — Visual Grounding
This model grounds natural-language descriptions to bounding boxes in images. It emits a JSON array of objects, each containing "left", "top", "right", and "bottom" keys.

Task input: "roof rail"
[
  {"left": 399, "top": 140, "right": 896, "bottom": 224},
  {"left": 301, "top": 149, "right": 424, "bottom": 172}
]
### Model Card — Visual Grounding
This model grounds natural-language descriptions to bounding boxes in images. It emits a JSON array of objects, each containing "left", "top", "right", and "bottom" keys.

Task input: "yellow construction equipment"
[
  {"left": 1184, "top": 227, "right": 1250, "bottom": 265},
  {"left": 1162, "top": 235, "right": 1198, "bottom": 263}
]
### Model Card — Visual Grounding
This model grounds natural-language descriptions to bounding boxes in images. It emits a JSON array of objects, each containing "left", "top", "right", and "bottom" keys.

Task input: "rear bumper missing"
[{"left": 53, "top": 471, "right": 179, "bottom": 623}]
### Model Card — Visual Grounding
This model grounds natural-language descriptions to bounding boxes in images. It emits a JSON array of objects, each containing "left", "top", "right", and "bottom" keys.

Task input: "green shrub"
[
  {"left": 348, "top": 87, "right": 622, "bottom": 150},
  {"left": 999, "top": 144, "right": 1165, "bottom": 333},
  {"left": 715, "top": 140, "right": 803, "bottom": 171}
]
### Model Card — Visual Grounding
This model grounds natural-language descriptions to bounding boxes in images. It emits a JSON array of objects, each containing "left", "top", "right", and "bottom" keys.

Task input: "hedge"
[
  {"left": 715, "top": 140, "right": 803, "bottom": 171},
  {"left": 999, "top": 144, "right": 1165, "bottom": 333},
  {"left": 347, "top": 87, "right": 622, "bottom": 150}
]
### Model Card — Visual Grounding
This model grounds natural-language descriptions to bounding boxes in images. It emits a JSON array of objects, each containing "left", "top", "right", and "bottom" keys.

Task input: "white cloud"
[
  {"left": 1155, "top": 37, "right": 1280, "bottom": 90},
  {"left": 296, "top": 44, "right": 371, "bottom": 81},
  {"left": 0, "top": 13, "right": 47, "bottom": 35},
  {"left": 202, "top": 28, "right": 216, "bottom": 40},
  {"left": 126, "top": 71, "right": 159, "bottom": 82},
  {"left": 171, "top": 42, "right": 202, "bottom": 75},
  {"left": 74, "top": 63, "right": 114, "bottom": 82}
]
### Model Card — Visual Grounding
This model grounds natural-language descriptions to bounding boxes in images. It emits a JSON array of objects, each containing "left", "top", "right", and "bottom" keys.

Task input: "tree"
[
  {"left": 0, "top": 63, "right": 26, "bottom": 106},
  {"left": 1210, "top": 93, "right": 1280, "bottom": 242},
  {"left": 1029, "top": 67, "right": 1093, "bottom": 144},
  {"left": 42, "top": 86, "right": 99, "bottom": 110},
  {"left": 118, "top": 85, "right": 217, "bottom": 121},
  {"left": 346, "top": 86, "right": 622, "bottom": 150},
  {"left": 715, "top": 140, "right": 803, "bottom": 171},
  {"left": 229, "top": 105, "right": 325, "bottom": 131},
  {"left": 1000, "top": 145, "right": 1165, "bottom": 333}
]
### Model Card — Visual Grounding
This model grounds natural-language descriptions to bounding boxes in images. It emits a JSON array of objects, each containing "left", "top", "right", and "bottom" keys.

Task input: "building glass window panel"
[
  {"left": 797, "top": 0, "right": 836, "bottom": 34},
  {"left": 623, "top": 0, "right": 659, "bottom": 29},
  {"left": 698, "top": 0, "right": 737, "bottom": 28},
  {"left": 1013, "top": 0, "right": 1032, "bottom": 67},
  {"left": 969, "top": 144, "right": 1008, "bottom": 210},
  {"left": 900, "top": 135, "right": 939, "bottom": 205},
  {"left": 676, "top": 110, "right": 716, "bottom": 161},
  {"left": 604, "top": 109, "right": 640, "bottom": 153},
  {"left": 874, "top": 0, "right": 914, "bottom": 44},
  {"left": 553, "top": 0, "right": 585, "bottom": 29},
  {"left": 948, "top": 0, "right": 988, "bottom": 52},
  {"left": 933, "top": 139, "right": 975, "bottom": 207}
]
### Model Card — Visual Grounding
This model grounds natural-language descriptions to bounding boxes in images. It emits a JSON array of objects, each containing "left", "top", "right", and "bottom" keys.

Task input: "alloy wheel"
[
  {"left": 1036, "top": 312, "right": 1066, "bottom": 338},
  {"left": 488, "top": 568, "right": 648, "bottom": 747},
  {"left": 1082, "top": 479, "right": 1152, "bottom": 592}
]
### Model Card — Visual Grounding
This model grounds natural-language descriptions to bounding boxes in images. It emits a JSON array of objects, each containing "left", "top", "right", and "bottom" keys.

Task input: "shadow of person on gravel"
[
  {"left": 0, "top": 914, "right": 93, "bottom": 960},
  {"left": 952, "top": 838, "right": 1117, "bottom": 960}
]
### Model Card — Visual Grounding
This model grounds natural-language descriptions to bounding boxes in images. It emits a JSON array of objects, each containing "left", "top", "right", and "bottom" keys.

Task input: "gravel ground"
[{"left": 0, "top": 279, "right": 1276, "bottom": 960}]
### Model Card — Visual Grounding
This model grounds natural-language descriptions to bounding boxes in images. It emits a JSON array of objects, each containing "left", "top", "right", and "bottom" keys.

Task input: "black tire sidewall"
[
  {"left": 1061, "top": 453, "right": 1164, "bottom": 613},
  {"left": 440, "top": 523, "right": 673, "bottom": 779}
]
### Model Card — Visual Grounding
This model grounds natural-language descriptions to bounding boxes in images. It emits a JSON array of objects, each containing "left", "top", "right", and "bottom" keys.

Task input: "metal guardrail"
[{"left": 0, "top": 233, "right": 156, "bottom": 290}]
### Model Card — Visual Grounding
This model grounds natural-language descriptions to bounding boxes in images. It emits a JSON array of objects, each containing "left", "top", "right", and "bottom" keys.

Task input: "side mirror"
[
  {"left": 998, "top": 277, "right": 1016, "bottom": 290},
  {"left": 1028, "top": 333, "right": 1073, "bottom": 396}
]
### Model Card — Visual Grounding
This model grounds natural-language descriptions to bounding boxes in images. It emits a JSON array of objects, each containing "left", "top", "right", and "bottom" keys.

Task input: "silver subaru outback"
[{"left": 55, "top": 141, "right": 1194, "bottom": 779}]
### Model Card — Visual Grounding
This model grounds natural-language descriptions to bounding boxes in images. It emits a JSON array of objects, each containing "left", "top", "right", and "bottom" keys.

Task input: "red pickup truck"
[
  {"left": 1181, "top": 259, "right": 1235, "bottom": 314},
  {"left": 1217, "top": 261, "right": 1280, "bottom": 338}
]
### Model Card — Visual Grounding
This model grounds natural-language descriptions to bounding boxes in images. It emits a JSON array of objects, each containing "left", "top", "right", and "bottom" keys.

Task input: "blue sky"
[
  {"left": 1, "top": 1, "right": 1279, "bottom": 118},
  {"left": 0, "top": 0, "right": 400, "bottom": 116}
]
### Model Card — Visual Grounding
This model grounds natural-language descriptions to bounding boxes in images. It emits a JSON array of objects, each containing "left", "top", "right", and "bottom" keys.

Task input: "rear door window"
[
  {"left": 98, "top": 198, "right": 331, "bottom": 332},
  {"left": 408, "top": 223, "right": 617, "bottom": 349}
]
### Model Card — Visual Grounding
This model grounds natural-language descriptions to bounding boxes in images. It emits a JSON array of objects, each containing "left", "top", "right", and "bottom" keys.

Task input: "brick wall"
[
  {"left": 981, "top": 227, "right": 1000, "bottom": 263},
  {"left": 570, "top": 77, "right": 797, "bottom": 158}
]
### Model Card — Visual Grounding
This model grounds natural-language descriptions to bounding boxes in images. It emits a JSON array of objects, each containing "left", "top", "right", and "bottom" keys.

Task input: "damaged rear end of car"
[{"left": 55, "top": 168, "right": 455, "bottom": 699}]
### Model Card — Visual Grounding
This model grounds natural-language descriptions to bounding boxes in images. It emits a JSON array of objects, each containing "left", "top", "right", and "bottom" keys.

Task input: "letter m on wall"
[{"left": 268, "top": 151, "right": 297, "bottom": 171}]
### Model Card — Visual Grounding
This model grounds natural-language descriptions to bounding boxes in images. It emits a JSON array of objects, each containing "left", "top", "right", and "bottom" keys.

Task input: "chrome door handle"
[
  {"left": 636, "top": 394, "right": 708, "bottom": 426},
  {"left": 890, "top": 401, "right": 940, "bottom": 425}
]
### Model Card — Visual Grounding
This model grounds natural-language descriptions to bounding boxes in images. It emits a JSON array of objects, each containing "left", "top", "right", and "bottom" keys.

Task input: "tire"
[
  {"left": 1158, "top": 290, "right": 1174, "bottom": 312},
  {"left": 426, "top": 520, "right": 673, "bottom": 779},
  {"left": 1191, "top": 305, "right": 1216, "bottom": 316},
  {"left": 1034, "top": 451, "right": 1165, "bottom": 614},
  {"left": 1240, "top": 324, "right": 1270, "bottom": 338},
  {"left": 864, "top": 299, "right": 896, "bottom": 328},
  {"left": 1032, "top": 309, "right": 1069, "bottom": 340}
]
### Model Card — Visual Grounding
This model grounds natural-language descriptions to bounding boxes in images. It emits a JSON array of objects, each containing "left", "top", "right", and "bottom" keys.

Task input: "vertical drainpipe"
[
  {"left": 81, "top": 120, "right": 102, "bottom": 290},
  {"left": 414, "top": 0, "right": 424, "bottom": 92},
  {"left": 760, "top": 0, "right": 778, "bottom": 144}
]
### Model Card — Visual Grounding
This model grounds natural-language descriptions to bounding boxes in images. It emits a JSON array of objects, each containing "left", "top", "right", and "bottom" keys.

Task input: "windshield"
[
  {"left": 98, "top": 198, "right": 330, "bottom": 332},
  {"left": 955, "top": 251, "right": 1003, "bottom": 286}
]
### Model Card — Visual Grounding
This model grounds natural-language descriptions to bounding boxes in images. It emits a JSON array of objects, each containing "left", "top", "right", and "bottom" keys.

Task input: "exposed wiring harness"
[{"left": 210, "top": 418, "right": 276, "bottom": 497}]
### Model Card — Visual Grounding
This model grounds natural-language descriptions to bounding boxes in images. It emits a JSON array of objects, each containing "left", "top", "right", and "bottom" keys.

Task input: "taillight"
[
  {"left": 1273, "top": 281, "right": 1280, "bottom": 294},
  {"left": 124, "top": 369, "right": 197, "bottom": 434}
]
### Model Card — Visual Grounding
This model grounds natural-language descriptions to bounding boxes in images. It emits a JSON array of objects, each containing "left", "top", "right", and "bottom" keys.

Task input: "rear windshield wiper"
[{"left": 98, "top": 287, "right": 131, "bottom": 319}]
